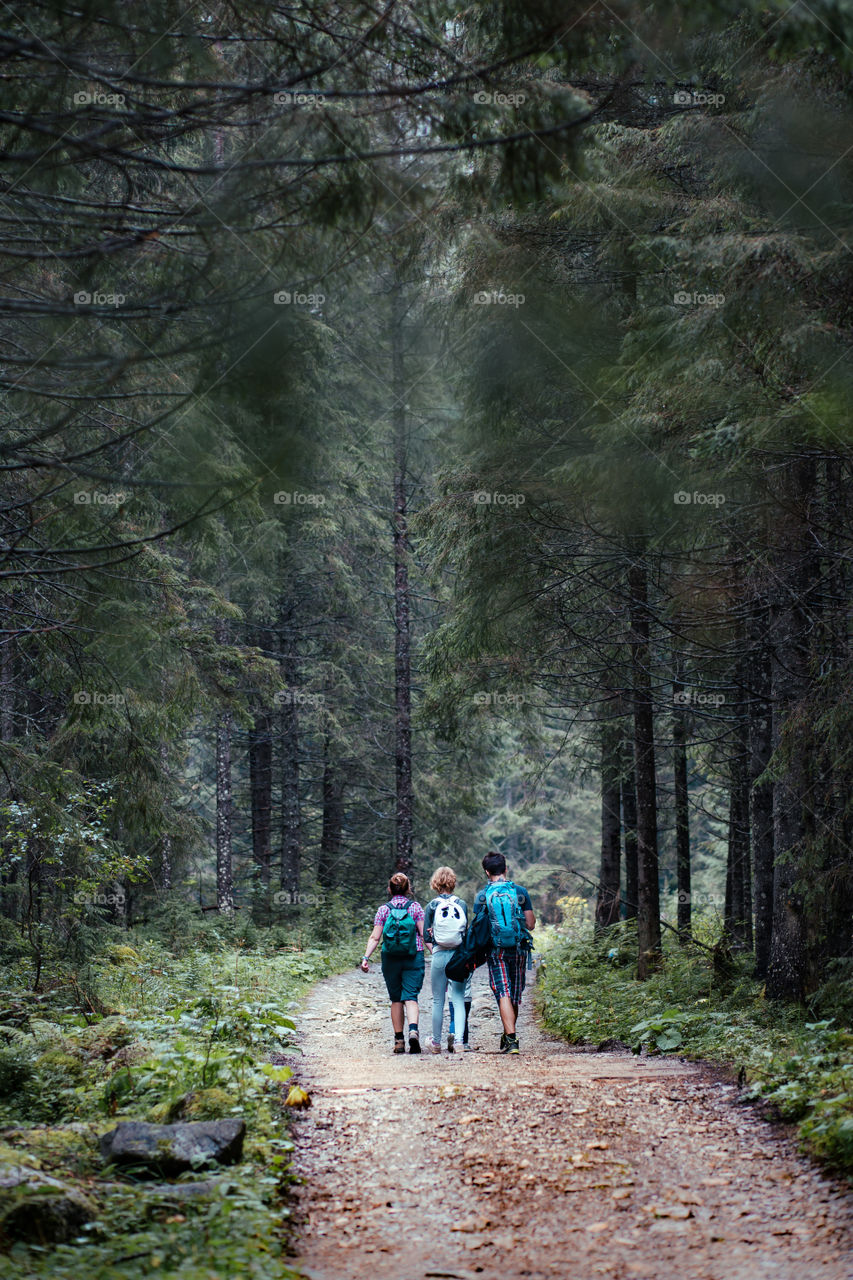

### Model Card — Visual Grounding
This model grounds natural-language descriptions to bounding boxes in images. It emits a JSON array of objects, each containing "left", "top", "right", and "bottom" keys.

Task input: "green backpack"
[{"left": 381, "top": 899, "right": 418, "bottom": 956}]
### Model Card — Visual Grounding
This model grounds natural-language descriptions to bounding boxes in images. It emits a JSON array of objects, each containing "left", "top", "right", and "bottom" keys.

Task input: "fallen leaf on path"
[{"left": 285, "top": 1085, "right": 312, "bottom": 1108}]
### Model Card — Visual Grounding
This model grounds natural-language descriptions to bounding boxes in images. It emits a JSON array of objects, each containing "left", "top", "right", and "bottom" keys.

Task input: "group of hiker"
[{"left": 359, "top": 852, "right": 536, "bottom": 1055}]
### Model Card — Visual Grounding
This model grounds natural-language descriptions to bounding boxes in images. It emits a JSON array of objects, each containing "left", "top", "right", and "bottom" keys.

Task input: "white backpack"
[{"left": 432, "top": 895, "right": 466, "bottom": 949}]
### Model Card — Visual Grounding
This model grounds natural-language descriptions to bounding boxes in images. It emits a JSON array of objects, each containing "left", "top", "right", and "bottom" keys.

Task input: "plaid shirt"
[{"left": 374, "top": 896, "right": 425, "bottom": 951}]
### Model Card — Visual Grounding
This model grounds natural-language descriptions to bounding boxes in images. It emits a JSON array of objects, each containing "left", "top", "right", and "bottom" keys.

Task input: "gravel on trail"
[{"left": 286, "top": 960, "right": 853, "bottom": 1280}]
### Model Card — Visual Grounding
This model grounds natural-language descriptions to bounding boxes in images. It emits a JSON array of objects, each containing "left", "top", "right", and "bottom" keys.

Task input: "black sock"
[
  {"left": 409, "top": 1022, "right": 418, "bottom": 1035},
  {"left": 394, "top": 1031, "right": 404, "bottom": 1040},
  {"left": 463, "top": 1000, "right": 471, "bottom": 1044}
]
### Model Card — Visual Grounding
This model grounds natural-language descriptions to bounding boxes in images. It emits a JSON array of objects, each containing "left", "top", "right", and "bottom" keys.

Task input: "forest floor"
[{"left": 285, "top": 961, "right": 853, "bottom": 1280}]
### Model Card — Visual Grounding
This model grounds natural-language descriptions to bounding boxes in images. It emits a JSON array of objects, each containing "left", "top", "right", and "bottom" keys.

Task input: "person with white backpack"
[{"left": 423, "top": 866, "right": 468, "bottom": 1054}]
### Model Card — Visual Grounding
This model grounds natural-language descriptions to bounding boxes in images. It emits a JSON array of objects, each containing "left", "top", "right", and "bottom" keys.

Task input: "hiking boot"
[
  {"left": 446, "top": 1033, "right": 455, "bottom": 1053},
  {"left": 408, "top": 1029, "right": 421, "bottom": 1053},
  {"left": 393, "top": 1038, "right": 406, "bottom": 1054},
  {"left": 428, "top": 1038, "right": 441, "bottom": 1054},
  {"left": 506, "top": 1034, "right": 520, "bottom": 1054},
  {"left": 499, "top": 1032, "right": 508, "bottom": 1053}
]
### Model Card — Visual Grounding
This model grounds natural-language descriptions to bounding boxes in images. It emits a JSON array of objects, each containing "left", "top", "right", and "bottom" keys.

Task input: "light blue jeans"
[
  {"left": 449, "top": 972, "right": 473, "bottom": 1038},
  {"left": 430, "top": 948, "right": 467, "bottom": 1045}
]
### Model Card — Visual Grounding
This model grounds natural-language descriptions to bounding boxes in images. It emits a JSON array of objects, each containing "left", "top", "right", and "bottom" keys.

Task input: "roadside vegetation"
[
  {"left": 540, "top": 910, "right": 853, "bottom": 1176},
  {"left": 0, "top": 913, "right": 358, "bottom": 1278}
]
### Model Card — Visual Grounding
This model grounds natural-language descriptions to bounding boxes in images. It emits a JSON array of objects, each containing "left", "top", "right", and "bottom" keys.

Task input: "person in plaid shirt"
[
  {"left": 473, "top": 852, "right": 535, "bottom": 1054},
  {"left": 360, "top": 872, "right": 429, "bottom": 1053}
]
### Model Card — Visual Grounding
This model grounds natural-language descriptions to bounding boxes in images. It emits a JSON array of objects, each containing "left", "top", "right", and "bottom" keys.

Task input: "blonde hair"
[
  {"left": 388, "top": 872, "right": 411, "bottom": 896},
  {"left": 430, "top": 865, "right": 457, "bottom": 893}
]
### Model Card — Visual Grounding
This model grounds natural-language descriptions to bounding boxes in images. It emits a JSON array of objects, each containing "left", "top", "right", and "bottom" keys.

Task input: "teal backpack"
[
  {"left": 485, "top": 880, "right": 525, "bottom": 949},
  {"left": 381, "top": 899, "right": 418, "bottom": 956}
]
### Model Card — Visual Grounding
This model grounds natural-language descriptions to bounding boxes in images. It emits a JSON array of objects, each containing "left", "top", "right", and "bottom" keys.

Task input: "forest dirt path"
[{"left": 286, "top": 962, "right": 852, "bottom": 1280}]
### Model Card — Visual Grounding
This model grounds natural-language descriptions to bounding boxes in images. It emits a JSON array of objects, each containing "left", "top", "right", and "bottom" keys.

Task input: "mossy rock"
[
  {"left": 105, "top": 943, "right": 142, "bottom": 965},
  {"left": 145, "top": 1101, "right": 173, "bottom": 1124},
  {"left": 0, "top": 1141, "right": 40, "bottom": 1170},
  {"left": 167, "top": 1089, "right": 234, "bottom": 1122},
  {"left": 35, "top": 1049, "right": 86, "bottom": 1082},
  {"left": 0, "top": 1182, "right": 96, "bottom": 1244},
  {"left": 99, "top": 1119, "right": 245, "bottom": 1176}
]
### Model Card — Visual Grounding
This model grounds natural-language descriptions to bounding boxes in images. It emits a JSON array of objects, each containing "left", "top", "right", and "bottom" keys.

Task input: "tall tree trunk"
[
  {"left": 806, "top": 456, "right": 853, "bottom": 971},
  {"left": 748, "top": 600, "right": 774, "bottom": 979},
  {"left": 622, "top": 746, "right": 639, "bottom": 921},
  {"left": 25, "top": 842, "right": 44, "bottom": 988},
  {"left": 391, "top": 281, "right": 413, "bottom": 877},
  {"left": 278, "top": 608, "right": 301, "bottom": 899},
  {"left": 247, "top": 624, "right": 273, "bottom": 918},
  {"left": 319, "top": 736, "right": 344, "bottom": 890},
  {"left": 248, "top": 710, "right": 272, "bottom": 916},
  {"left": 595, "top": 718, "right": 622, "bottom": 931},
  {"left": 0, "top": 630, "right": 14, "bottom": 741},
  {"left": 725, "top": 675, "right": 753, "bottom": 949},
  {"left": 766, "top": 456, "right": 816, "bottom": 1000},
  {"left": 627, "top": 552, "right": 661, "bottom": 978},
  {"left": 671, "top": 654, "right": 691, "bottom": 939},
  {"left": 215, "top": 706, "right": 234, "bottom": 913},
  {"left": 742, "top": 791, "right": 753, "bottom": 950},
  {"left": 159, "top": 740, "right": 172, "bottom": 893}
]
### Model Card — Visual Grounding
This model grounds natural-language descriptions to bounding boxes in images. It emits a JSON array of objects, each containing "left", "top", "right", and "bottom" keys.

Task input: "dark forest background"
[{"left": 1, "top": 0, "right": 852, "bottom": 1012}]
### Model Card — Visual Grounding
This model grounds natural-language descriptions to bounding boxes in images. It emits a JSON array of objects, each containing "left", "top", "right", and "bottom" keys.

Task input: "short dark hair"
[{"left": 482, "top": 851, "right": 506, "bottom": 876}]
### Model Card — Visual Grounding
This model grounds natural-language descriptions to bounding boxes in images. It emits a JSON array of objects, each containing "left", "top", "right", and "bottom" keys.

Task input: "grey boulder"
[
  {"left": 99, "top": 1118, "right": 245, "bottom": 1176},
  {"left": 0, "top": 1166, "right": 95, "bottom": 1244}
]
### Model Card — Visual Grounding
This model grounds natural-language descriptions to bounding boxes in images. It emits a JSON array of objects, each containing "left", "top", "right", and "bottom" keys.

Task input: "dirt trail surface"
[{"left": 286, "top": 962, "right": 853, "bottom": 1280}]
